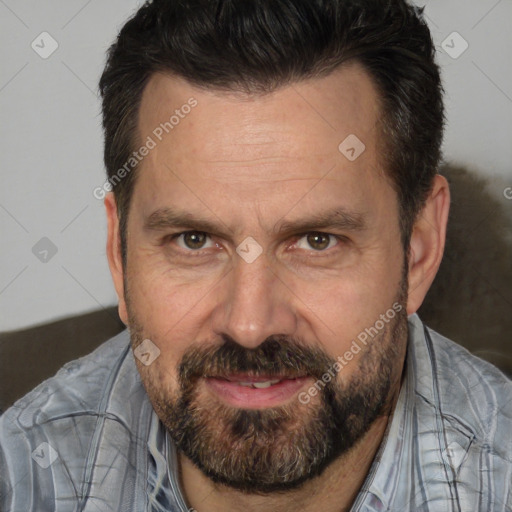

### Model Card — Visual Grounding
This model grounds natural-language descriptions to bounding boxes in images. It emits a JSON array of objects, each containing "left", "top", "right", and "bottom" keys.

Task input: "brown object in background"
[
  {"left": 0, "top": 307, "right": 125, "bottom": 413},
  {"left": 419, "top": 164, "right": 512, "bottom": 376}
]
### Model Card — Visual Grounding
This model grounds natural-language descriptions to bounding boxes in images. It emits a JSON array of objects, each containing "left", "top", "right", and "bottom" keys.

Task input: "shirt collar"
[
  {"left": 350, "top": 314, "right": 419, "bottom": 510},
  {"left": 351, "top": 313, "right": 475, "bottom": 511}
]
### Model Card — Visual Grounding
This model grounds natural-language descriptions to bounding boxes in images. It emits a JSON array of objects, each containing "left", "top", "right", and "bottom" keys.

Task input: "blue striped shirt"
[{"left": 1, "top": 314, "right": 511, "bottom": 511}]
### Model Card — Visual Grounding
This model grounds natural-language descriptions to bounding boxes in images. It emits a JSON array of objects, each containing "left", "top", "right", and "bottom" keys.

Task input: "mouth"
[{"left": 204, "top": 374, "right": 313, "bottom": 409}]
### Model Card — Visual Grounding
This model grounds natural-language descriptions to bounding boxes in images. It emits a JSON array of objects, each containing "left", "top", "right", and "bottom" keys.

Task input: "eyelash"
[
  {"left": 168, "top": 232, "right": 216, "bottom": 253},
  {"left": 164, "top": 231, "right": 345, "bottom": 256}
]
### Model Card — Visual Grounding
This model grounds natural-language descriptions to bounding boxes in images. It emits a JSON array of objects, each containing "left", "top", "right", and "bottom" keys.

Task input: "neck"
[{"left": 178, "top": 405, "right": 396, "bottom": 512}]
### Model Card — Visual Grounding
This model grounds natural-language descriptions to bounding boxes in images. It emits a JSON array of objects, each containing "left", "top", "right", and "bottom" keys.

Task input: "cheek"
[
  {"left": 125, "top": 262, "right": 232, "bottom": 395},
  {"left": 290, "top": 255, "right": 403, "bottom": 342},
  {"left": 126, "top": 247, "right": 221, "bottom": 331},
  {"left": 136, "top": 359, "right": 181, "bottom": 413}
]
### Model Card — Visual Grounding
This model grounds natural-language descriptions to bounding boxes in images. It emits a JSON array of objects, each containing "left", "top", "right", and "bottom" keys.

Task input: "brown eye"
[
  {"left": 178, "top": 231, "right": 212, "bottom": 250},
  {"left": 306, "top": 233, "right": 331, "bottom": 251},
  {"left": 294, "top": 232, "right": 338, "bottom": 252}
]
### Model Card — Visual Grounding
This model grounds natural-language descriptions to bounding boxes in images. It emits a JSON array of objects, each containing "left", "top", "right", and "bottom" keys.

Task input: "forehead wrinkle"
[{"left": 200, "top": 156, "right": 300, "bottom": 166}]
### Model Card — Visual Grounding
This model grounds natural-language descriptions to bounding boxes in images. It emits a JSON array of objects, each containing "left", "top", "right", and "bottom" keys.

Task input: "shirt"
[{"left": 1, "top": 313, "right": 511, "bottom": 511}]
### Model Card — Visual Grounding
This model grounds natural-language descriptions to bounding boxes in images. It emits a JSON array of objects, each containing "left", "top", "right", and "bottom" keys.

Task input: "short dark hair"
[{"left": 99, "top": 0, "right": 444, "bottom": 262}]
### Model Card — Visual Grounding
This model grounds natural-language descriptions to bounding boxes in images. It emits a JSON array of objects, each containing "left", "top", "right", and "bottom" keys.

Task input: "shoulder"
[
  {"left": 1, "top": 329, "right": 132, "bottom": 428},
  {"left": 418, "top": 319, "right": 512, "bottom": 462},
  {"left": 0, "top": 329, "right": 145, "bottom": 507}
]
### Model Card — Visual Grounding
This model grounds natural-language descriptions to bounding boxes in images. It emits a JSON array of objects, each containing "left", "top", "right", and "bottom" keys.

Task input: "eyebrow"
[
  {"left": 274, "top": 208, "right": 366, "bottom": 235},
  {"left": 143, "top": 206, "right": 367, "bottom": 238},
  {"left": 144, "top": 208, "right": 229, "bottom": 237}
]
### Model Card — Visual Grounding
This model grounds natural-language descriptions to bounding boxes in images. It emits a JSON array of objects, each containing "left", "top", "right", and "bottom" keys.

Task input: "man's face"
[{"left": 115, "top": 63, "right": 409, "bottom": 491}]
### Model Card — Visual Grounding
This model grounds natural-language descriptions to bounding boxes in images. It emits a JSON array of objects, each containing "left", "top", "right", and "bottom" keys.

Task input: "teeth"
[
  {"left": 252, "top": 381, "right": 273, "bottom": 389},
  {"left": 238, "top": 379, "right": 281, "bottom": 389}
]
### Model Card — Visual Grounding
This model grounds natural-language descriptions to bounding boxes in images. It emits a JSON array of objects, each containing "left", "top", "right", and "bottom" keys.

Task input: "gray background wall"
[{"left": 1, "top": 0, "right": 511, "bottom": 331}]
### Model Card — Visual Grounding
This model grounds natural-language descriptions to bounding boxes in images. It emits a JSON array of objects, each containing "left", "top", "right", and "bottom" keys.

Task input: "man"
[{"left": 1, "top": 0, "right": 511, "bottom": 510}]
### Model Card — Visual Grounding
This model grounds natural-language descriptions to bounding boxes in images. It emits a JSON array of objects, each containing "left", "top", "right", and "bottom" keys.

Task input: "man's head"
[
  {"left": 100, "top": 0, "right": 444, "bottom": 255},
  {"left": 100, "top": 0, "right": 449, "bottom": 494}
]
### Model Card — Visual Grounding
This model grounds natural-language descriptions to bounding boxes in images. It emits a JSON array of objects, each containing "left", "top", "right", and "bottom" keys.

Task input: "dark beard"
[{"left": 131, "top": 293, "right": 408, "bottom": 493}]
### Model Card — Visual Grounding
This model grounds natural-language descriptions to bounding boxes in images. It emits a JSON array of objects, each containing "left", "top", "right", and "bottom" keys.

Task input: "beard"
[{"left": 127, "top": 280, "right": 408, "bottom": 494}]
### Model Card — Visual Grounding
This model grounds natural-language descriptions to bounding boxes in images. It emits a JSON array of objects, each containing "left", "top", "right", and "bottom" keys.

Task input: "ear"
[
  {"left": 105, "top": 193, "right": 129, "bottom": 325},
  {"left": 407, "top": 174, "right": 450, "bottom": 315}
]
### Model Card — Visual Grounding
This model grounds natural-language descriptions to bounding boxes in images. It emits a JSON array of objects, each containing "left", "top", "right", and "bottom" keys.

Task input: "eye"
[
  {"left": 174, "top": 231, "right": 214, "bottom": 251},
  {"left": 295, "top": 232, "right": 339, "bottom": 251}
]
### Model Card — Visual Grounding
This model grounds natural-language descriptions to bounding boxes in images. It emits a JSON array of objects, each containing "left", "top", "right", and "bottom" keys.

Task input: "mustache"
[{"left": 179, "top": 334, "right": 336, "bottom": 383}]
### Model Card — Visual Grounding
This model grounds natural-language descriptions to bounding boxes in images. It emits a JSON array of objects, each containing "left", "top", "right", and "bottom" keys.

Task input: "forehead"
[
  {"left": 138, "top": 61, "right": 382, "bottom": 162},
  {"left": 133, "top": 62, "right": 394, "bottom": 229}
]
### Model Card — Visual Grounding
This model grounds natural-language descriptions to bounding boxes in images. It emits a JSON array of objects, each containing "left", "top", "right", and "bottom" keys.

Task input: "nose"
[{"left": 210, "top": 253, "right": 297, "bottom": 349}]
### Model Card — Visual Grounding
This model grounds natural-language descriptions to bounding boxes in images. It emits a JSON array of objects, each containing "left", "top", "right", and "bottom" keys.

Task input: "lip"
[{"left": 204, "top": 375, "right": 312, "bottom": 409}]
